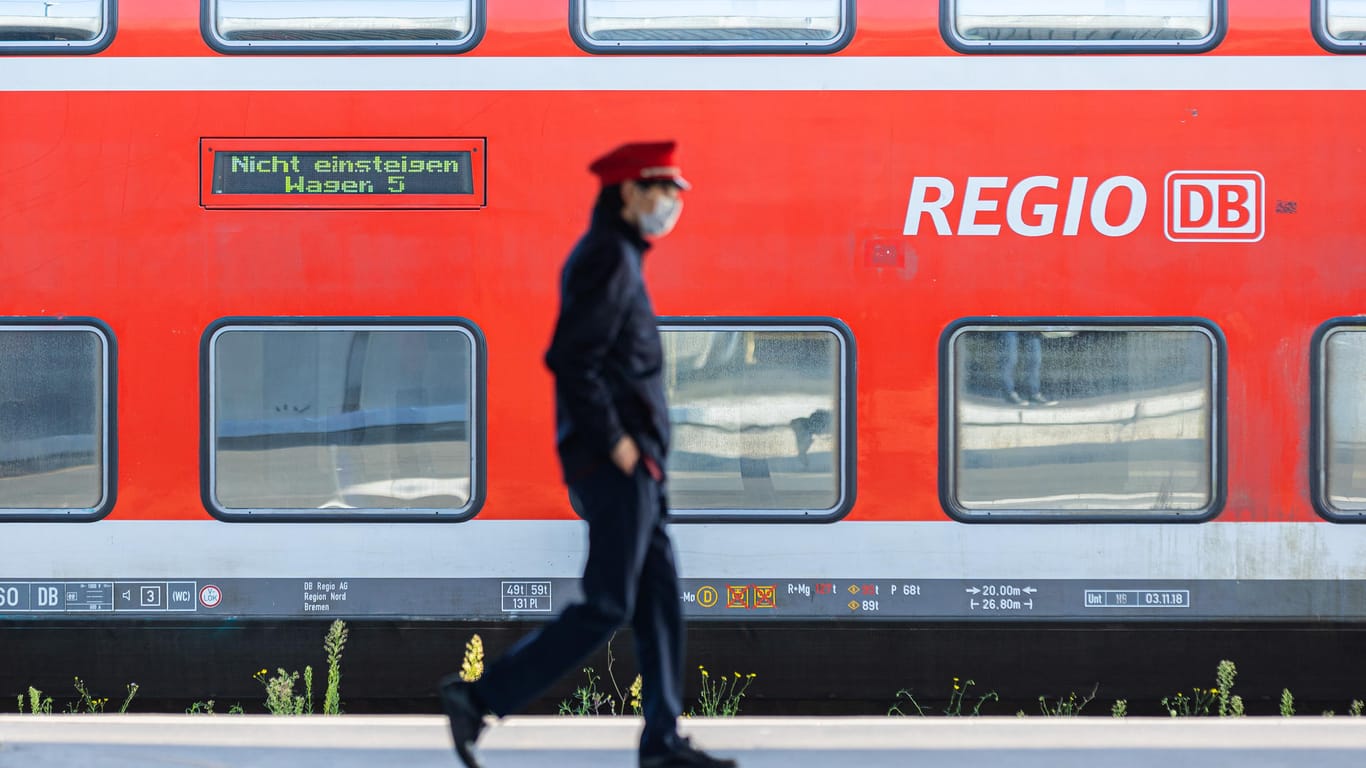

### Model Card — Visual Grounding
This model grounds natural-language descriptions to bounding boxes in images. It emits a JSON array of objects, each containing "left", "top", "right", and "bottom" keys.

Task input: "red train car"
[{"left": 4, "top": 1, "right": 1366, "bottom": 709}]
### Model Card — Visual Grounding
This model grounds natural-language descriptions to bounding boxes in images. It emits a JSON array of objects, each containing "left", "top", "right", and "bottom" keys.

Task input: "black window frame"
[
  {"left": 0, "top": 317, "right": 117, "bottom": 522},
  {"left": 658, "top": 316, "right": 856, "bottom": 524},
  {"left": 1310, "top": 317, "right": 1366, "bottom": 522},
  {"left": 199, "top": 316, "right": 486, "bottom": 522},
  {"left": 939, "top": 0, "right": 1226, "bottom": 54},
  {"left": 938, "top": 317, "right": 1226, "bottom": 523},
  {"left": 0, "top": 0, "right": 116, "bottom": 55},
  {"left": 569, "top": 0, "right": 856, "bottom": 55},
  {"left": 200, "top": 0, "right": 485, "bottom": 55},
  {"left": 1313, "top": 0, "right": 1366, "bottom": 53}
]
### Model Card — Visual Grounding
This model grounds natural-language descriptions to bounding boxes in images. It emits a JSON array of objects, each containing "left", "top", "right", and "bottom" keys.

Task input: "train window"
[
  {"left": 943, "top": 0, "right": 1224, "bottom": 53},
  {"left": 0, "top": 0, "right": 114, "bottom": 53},
  {"left": 202, "top": 0, "right": 483, "bottom": 53},
  {"left": 0, "top": 321, "right": 114, "bottom": 521},
  {"left": 659, "top": 319, "right": 855, "bottom": 522},
  {"left": 1316, "top": 0, "right": 1366, "bottom": 52},
  {"left": 203, "top": 319, "right": 484, "bottom": 521},
  {"left": 1312, "top": 321, "right": 1366, "bottom": 521},
  {"left": 941, "top": 320, "right": 1224, "bottom": 522},
  {"left": 572, "top": 0, "right": 855, "bottom": 53}
]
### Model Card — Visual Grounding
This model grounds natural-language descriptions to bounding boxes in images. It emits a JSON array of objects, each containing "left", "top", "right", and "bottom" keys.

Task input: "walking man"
[{"left": 439, "top": 141, "right": 737, "bottom": 768}]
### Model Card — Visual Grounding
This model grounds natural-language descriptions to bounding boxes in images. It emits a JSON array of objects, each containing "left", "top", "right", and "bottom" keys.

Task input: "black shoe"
[
  {"left": 438, "top": 676, "right": 487, "bottom": 768},
  {"left": 641, "top": 737, "right": 738, "bottom": 768}
]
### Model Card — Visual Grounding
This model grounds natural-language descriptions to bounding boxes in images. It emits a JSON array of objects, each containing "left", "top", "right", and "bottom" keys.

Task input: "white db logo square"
[{"left": 1165, "top": 171, "right": 1264, "bottom": 243}]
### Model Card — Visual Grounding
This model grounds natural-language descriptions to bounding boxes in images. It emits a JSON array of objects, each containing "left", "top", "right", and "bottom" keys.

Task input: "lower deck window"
[
  {"left": 660, "top": 320, "right": 853, "bottom": 521},
  {"left": 942, "top": 321, "right": 1221, "bottom": 521},
  {"left": 0, "top": 322, "right": 111, "bottom": 519},
  {"left": 205, "top": 320, "right": 480, "bottom": 520},
  {"left": 1315, "top": 322, "right": 1366, "bottom": 519}
]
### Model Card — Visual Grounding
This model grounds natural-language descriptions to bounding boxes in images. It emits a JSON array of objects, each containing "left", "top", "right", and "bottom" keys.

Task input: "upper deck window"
[
  {"left": 944, "top": 0, "right": 1223, "bottom": 53},
  {"left": 572, "top": 0, "right": 854, "bottom": 53},
  {"left": 1317, "top": 0, "right": 1366, "bottom": 51},
  {"left": 0, "top": 0, "right": 113, "bottom": 53},
  {"left": 203, "top": 0, "right": 482, "bottom": 53}
]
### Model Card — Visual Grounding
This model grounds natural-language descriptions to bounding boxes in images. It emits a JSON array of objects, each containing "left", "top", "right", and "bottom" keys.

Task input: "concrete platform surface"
[{"left": 4, "top": 715, "right": 1366, "bottom": 767}]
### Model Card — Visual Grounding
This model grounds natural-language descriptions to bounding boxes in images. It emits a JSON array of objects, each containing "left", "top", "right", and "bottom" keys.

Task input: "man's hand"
[{"left": 611, "top": 435, "right": 640, "bottom": 475}]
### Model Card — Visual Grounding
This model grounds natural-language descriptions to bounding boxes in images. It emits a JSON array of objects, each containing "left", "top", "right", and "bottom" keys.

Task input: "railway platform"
[{"left": 4, "top": 715, "right": 1366, "bottom": 767}]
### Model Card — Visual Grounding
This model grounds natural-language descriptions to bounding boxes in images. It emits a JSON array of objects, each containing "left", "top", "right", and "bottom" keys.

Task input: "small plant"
[
  {"left": 554, "top": 634, "right": 648, "bottom": 717},
  {"left": 323, "top": 619, "right": 347, "bottom": 715},
  {"left": 61, "top": 678, "right": 137, "bottom": 714},
  {"left": 1039, "top": 684, "right": 1098, "bottom": 717},
  {"left": 888, "top": 689, "right": 927, "bottom": 717},
  {"left": 118, "top": 683, "right": 139, "bottom": 714},
  {"left": 228, "top": 703, "right": 245, "bottom": 715},
  {"left": 1230, "top": 695, "right": 1245, "bottom": 717},
  {"left": 459, "top": 634, "right": 485, "bottom": 683},
  {"left": 1216, "top": 660, "right": 1237, "bottom": 717},
  {"left": 187, "top": 700, "right": 216, "bottom": 715},
  {"left": 19, "top": 687, "right": 53, "bottom": 715},
  {"left": 888, "top": 677, "right": 997, "bottom": 717},
  {"left": 1280, "top": 689, "right": 1295, "bottom": 717},
  {"left": 558, "top": 667, "right": 616, "bottom": 716},
  {"left": 254, "top": 667, "right": 310, "bottom": 716},
  {"left": 1162, "top": 687, "right": 1219, "bottom": 717},
  {"left": 70, "top": 677, "right": 109, "bottom": 713},
  {"left": 691, "top": 666, "right": 756, "bottom": 717},
  {"left": 627, "top": 674, "right": 643, "bottom": 717},
  {"left": 1350, "top": 700, "right": 1363, "bottom": 717},
  {"left": 1111, "top": 699, "right": 1128, "bottom": 718}
]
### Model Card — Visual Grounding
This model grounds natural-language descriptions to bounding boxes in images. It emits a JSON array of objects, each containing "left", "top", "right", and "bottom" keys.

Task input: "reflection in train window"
[
  {"left": 0, "top": 0, "right": 112, "bottom": 51},
  {"left": 1320, "top": 0, "right": 1366, "bottom": 49},
  {"left": 204, "top": 0, "right": 480, "bottom": 51},
  {"left": 943, "top": 322, "right": 1221, "bottom": 520},
  {"left": 1317, "top": 325, "right": 1366, "bottom": 518},
  {"left": 206, "top": 322, "right": 480, "bottom": 520},
  {"left": 0, "top": 324, "right": 111, "bottom": 519},
  {"left": 661, "top": 322, "right": 852, "bottom": 520},
  {"left": 572, "top": 0, "right": 854, "bottom": 52},
  {"left": 945, "top": 0, "right": 1221, "bottom": 51}
]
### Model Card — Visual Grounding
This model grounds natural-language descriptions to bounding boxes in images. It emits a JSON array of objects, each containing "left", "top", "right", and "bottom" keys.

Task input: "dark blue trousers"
[{"left": 473, "top": 462, "right": 685, "bottom": 756}]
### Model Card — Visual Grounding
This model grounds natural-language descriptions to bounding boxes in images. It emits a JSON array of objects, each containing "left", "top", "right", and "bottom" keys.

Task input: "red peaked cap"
[{"left": 588, "top": 141, "right": 691, "bottom": 190}]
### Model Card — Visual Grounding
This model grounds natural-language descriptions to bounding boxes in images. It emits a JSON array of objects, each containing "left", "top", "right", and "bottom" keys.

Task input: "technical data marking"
[
  {"left": 0, "top": 581, "right": 118, "bottom": 613},
  {"left": 1084, "top": 589, "right": 1191, "bottom": 609},
  {"left": 500, "top": 581, "right": 552, "bottom": 613},
  {"left": 966, "top": 583, "right": 1038, "bottom": 613}
]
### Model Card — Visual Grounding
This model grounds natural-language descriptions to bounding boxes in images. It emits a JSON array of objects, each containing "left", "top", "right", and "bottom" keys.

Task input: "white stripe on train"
[
  {"left": 4, "top": 56, "right": 1366, "bottom": 92},
  {"left": 2, "top": 520, "right": 1365, "bottom": 581}
]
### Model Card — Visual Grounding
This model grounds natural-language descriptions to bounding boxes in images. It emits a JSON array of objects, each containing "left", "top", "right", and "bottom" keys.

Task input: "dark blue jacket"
[{"left": 545, "top": 202, "right": 670, "bottom": 483}]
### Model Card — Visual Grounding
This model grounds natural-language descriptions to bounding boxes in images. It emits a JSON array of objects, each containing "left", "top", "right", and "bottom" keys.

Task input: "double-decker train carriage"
[{"left": 4, "top": 1, "right": 1366, "bottom": 711}]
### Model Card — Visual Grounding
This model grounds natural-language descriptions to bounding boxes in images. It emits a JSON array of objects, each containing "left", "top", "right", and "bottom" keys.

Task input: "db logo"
[{"left": 1164, "top": 171, "right": 1264, "bottom": 243}]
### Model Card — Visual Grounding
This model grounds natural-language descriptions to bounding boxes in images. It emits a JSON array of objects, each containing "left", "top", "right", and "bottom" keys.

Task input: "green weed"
[
  {"left": 1280, "top": 689, "right": 1295, "bottom": 717},
  {"left": 1039, "top": 684, "right": 1097, "bottom": 717},
  {"left": 691, "top": 666, "right": 756, "bottom": 717},
  {"left": 889, "top": 677, "right": 998, "bottom": 717}
]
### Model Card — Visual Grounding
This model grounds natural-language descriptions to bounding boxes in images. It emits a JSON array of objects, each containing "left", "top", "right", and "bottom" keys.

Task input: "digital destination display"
[
  {"left": 212, "top": 151, "right": 473, "bottom": 196},
  {"left": 200, "top": 138, "right": 485, "bottom": 209}
]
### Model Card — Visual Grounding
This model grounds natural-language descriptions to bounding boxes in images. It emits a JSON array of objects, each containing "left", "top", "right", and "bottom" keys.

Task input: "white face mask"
[{"left": 638, "top": 194, "right": 683, "bottom": 237}]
